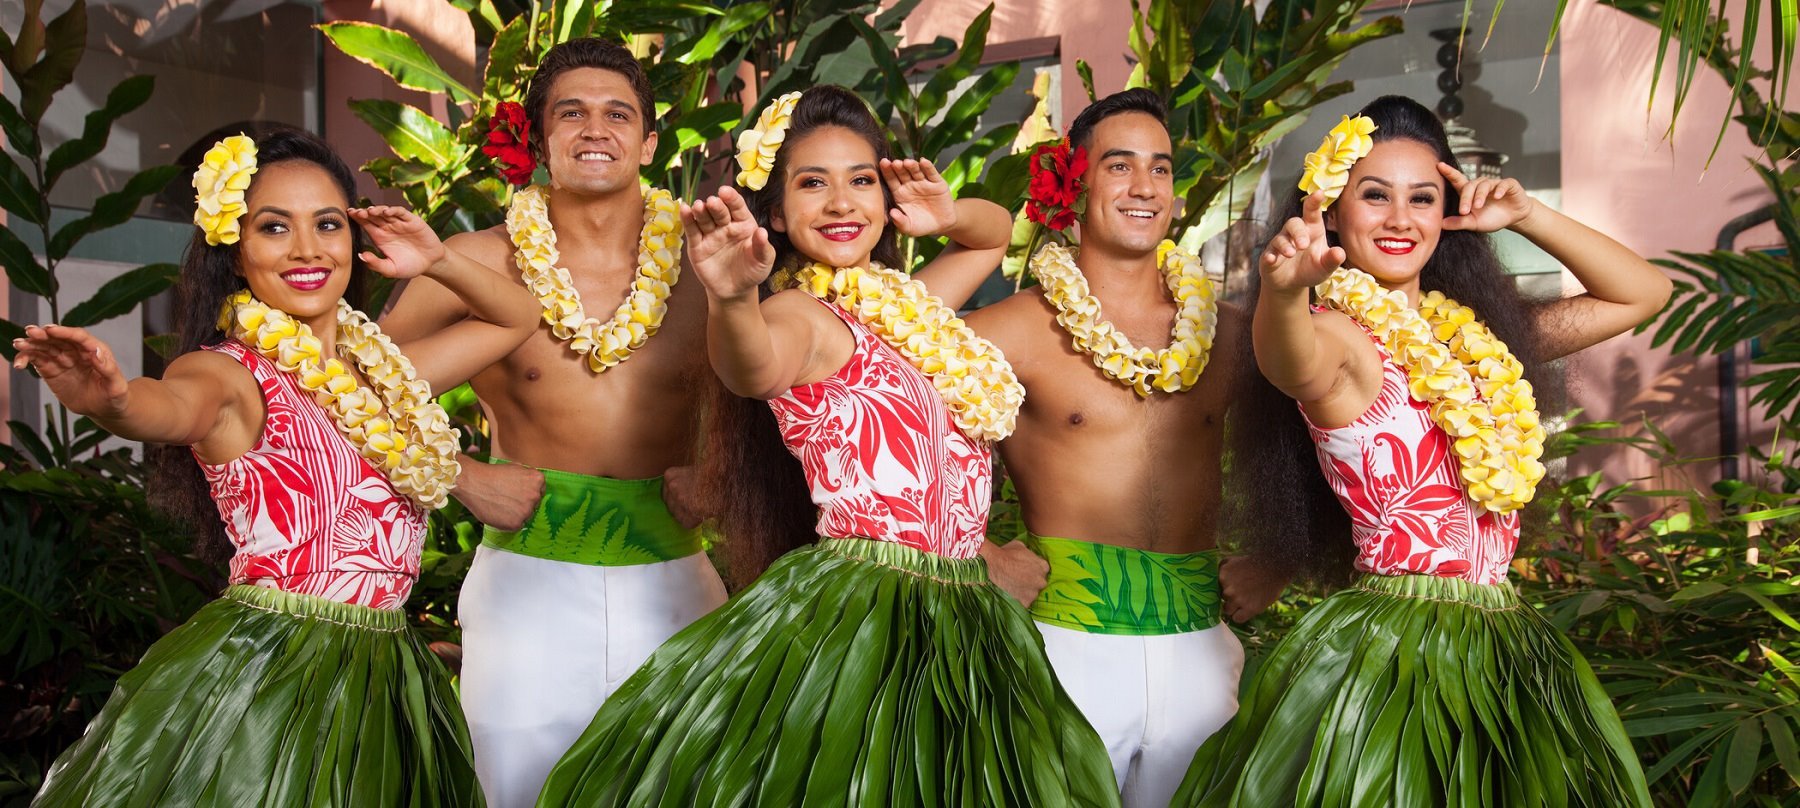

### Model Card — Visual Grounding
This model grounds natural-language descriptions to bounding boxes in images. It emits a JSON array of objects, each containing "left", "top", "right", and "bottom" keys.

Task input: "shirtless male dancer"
[
  {"left": 966, "top": 88, "right": 1282, "bottom": 808},
  {"left": 380, "top": 39, "right": 727, "bottom": 808}
]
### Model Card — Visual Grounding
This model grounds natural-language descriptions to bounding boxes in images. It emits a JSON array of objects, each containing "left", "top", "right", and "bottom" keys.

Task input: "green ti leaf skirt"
[
  {"left": 33, "top": 585, "right": 482, "bottom": 807},
  {"left": 535, "top": 537, "right": 1122, "bottom": 807},
  {"left": 1173, "top": 573, "right": 1651, "bottom": 807}
]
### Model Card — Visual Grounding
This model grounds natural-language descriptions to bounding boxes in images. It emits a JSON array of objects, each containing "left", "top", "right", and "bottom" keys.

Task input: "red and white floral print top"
[
  {"left": 769, "top": 299, "right": 994, "bottom": 560},
  {"left": 1302, "top": 322, "right": 1519, "bottom": 585},
  {"left": 196, "top": 340, "right": 426, "bottom": 609}
]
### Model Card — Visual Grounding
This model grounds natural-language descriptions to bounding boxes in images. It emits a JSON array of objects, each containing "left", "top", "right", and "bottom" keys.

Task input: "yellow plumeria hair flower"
[
  {"left": 1298, "top": 114, "right": 1377, "bottom": 211},
  {"left": 193, "top": 134, "right": 260, "bottom": 246},
  {"left": 735, "top": 91, "right": 803, "bottom": 191}
]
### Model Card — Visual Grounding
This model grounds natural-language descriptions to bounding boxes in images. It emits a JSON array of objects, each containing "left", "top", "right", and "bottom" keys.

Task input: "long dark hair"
[
  {"left": 1226, "top": 95, "right": 1549, "bottom": 586},
  {"left": 149, "top": 127, "right": 369, "bottom": 564},
  {"left": 701, "top": 85, "right": 903, "bottom": 587}
]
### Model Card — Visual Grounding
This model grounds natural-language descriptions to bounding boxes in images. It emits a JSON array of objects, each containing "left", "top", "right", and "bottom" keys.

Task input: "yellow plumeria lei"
[
  {"left": 218, "top": 291, "right": 461, "bottom": 509},
  {"left": 1029, "top": 239, "right": 1219, "bottom": 397},
  {"left": 787, "top": 262, "right": 1024, "bottom": 442},
  {"left": 1299, "top": 115, "right": 1377, "bottom": 210},
  {"left": 505, "top": 184, "right": 683, "bottom": 373},
  {"left": 193, "top": 135, "right": 258, "bottom": 246},
  {"left": 1314, "top": 267, "right": 1546, "bottom": 513},
  {"left": 736, "top": 91, "right": 802, "bottom": 191}
]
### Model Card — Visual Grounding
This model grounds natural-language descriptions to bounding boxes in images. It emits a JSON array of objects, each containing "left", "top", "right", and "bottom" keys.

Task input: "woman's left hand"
[
  {"left": 882, "top": 158, "right": 955, "bottom": 238},
  {"left": 350, "top": 205, "right": 445, "bottom": 279},
  {"left": 1438, "top": 162, "right": 1537, "bottom": 233}
]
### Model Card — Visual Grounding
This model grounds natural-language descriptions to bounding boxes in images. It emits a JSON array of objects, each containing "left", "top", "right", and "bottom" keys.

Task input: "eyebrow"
[
  {"left": 553, "top": 97, "right": 637, "bottom": 115},
  {"left": 1358, "top": 176, "right": 1440, "bottom": 189},
  {"left": 252, "top": 206, "right": 346, "bottom": 218},
  {"left": 1099, "top": 148, "right": 1174, "bottom": 163},
  {"left": 791, "top": 163, "right": 878, "bottom": 175}
]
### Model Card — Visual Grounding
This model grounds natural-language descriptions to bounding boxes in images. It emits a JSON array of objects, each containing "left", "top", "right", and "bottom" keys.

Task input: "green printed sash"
[
  {"left": 480, "top": 461, "right": 700, "bottom": 566},
  {"left": 1025, "top": 534, "right": 1222, "bottom": 635}
]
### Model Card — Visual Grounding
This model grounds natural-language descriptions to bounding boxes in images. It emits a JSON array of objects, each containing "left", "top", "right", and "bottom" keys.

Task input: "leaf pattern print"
[
  {"left": 769, "top": 299, "right": 995, "bottom": 560},
  {"left": 197, "top": 340, "right": 427, "bottom": 608},
  {"left": 1028, "top": 537, "right": 1222, "bottom": 633},
  {"left": 1307, "top": 328, "right": 1520, "bottom": 584}
]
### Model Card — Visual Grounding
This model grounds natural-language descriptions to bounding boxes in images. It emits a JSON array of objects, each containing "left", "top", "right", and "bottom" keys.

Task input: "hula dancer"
[
  {"left": 1173, "top": 96, "right": 1667, "bottom": 806},
  {"left": 24, "top": 128, "right": 541, "bottom": 806},
  {"left": 966, "top": 88, "right": 1276, "bottom": 808},
  {"left": 535, "top": 85, "right": 1120, "bottom": 807},
  {"left": 380, "top": 39, "right": 729, "bottom": 808}
]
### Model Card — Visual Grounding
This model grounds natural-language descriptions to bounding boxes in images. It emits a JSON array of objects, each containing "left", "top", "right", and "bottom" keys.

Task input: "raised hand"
[
  {"left": 681, "top": 186, "right": 777, "bottom": 302},
  {"left": 11, "top": 324, "right": 130, "bottom": 419},
  {"left": 350, "top": 205, "right": 444, "bottom": 279},
  {"left": 1439, "top": 162, "right": 1537, "bottom": 233},
  {"left": 882, "top": 158, "right": 955, "bottom": 238},
  {"left": 1262, "top": 191, "right": 1346, "bottom": 291}
]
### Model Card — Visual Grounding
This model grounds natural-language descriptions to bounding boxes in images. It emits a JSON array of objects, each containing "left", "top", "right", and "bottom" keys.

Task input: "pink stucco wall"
[{"left": 1558, "top": 0, "right": 1795, "bottom": 494}]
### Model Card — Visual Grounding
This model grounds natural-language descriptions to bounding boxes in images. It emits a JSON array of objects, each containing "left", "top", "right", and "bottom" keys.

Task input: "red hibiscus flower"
[
  {"left": 483, "top": 101, "right": 536, "bottom": 186},
  {"left": 1025, "top": 139, "right": 1087, "bottom": 233}
]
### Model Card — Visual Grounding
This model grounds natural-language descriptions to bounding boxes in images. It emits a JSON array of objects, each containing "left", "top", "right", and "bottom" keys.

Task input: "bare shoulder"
[
  {"left": 765, "top": 288, "right": 836, "bottom": 327},
  {"left": 165, "top": 347, "right": 260, "bottom": 405},
  {"left": 446, "top": 225, "right": 516, "bottom": 274},
  {"left": 963, "top": 287, "right": 1051, "bottom": 358}
]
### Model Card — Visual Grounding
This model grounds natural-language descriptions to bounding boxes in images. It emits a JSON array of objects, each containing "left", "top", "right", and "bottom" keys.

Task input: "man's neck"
[
  {"left": 546, "top": 181, "right": 644, "bottom": 251},
  {"left": 1073, "top": 240, "right": 1164, "bottom": 297}
]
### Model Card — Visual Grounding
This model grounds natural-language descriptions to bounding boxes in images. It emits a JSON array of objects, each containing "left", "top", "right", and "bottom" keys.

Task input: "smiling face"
[
  {"left": 1326, "top": 139, "right": 1448, "bottom": 290},
  {"left": 769, "top": 126, "right": 887, "bottom": 269},
  {"left": 540, "top": 67, "right": 657, "bottom": 196},
  {"left": 236, "top": 160, "right": 355, "bottom": 326},
  {"left": 1077, "top": 111, "right": 1175, "bottom": 259}
]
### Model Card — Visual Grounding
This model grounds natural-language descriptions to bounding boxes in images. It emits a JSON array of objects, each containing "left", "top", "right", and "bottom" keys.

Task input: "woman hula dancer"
[
  {"left": 24, "top": 128, "right": 540, "bottom": 806},
  {"left": 534, "top": 85, "right": 1120, "bottom": 807},
  {"left": 1174, "top": 95, "right": 1668, "bottom": 807}
]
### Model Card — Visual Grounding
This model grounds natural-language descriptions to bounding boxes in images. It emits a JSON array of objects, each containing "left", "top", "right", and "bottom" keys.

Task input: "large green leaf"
[
  {"left": 16, "top": 0, "right": 84, "bottom": 124},
  {"left": 0, "top": 153, "right": 47, "bottom": 225},
  {"left": 0, "top": 318, "right": 23, "bottom": 360},
  {"left": 317, "top": 22, "right": 477, "bottom": 105},
  {"left": 921, "top": 62, "right": 1020, "bottom": 158},
  {"left": 655, "top": 102, "right": 741, "bottom": 166},
  {"left": 0, "top": 94, "right": 40, "bottom": 160},
  {"left": 62, "top": 263, "right": 179, "bottom": 328},
  {"left": 669, "top": 3, "right": 765, "bottom": 65},
  {"left": 1, "top": 0, "right": 45, "bottom": 77},
  {"left": 47, "top": 164, "right": 184, "bottom": 260},
  {"left": 481, "top": 13, "right": 535, "bottom": 102},
  {"left": 44, "top": 75, "right": 156, "bottom": 188},
  {"left": 0, "top": 223, "right": 53, "bottom": 297},
  {"left": 916, "top": 4, "right": 995, "bottom": 124},
  {"left": 347, "top": 99, "right": 461, "bottom": 166}
]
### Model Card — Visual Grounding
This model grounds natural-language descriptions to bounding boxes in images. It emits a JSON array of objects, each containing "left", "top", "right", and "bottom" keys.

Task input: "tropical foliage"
[
  {"left": 4, "top": 0, "right": 1798, "bottom": 804},
  {"left": 1518, "top": 417, "right": 1800, "bottom": 805}
]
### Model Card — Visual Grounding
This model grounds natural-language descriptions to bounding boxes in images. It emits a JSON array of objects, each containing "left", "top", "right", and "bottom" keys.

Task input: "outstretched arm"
[
  {"left": 886, "top": 158, "right": 1011, "bottom": 309},
  {"left": 685, "top": 186, "right": 842, "bottom": 400},
  {"left": 353, "top": 206, "right": 540, "bottom": 392},
  {"left": 1435, "top": 163, "right": 1672, "bottom": 360},
  {"left": 1255, "top": 191, "right": 1353, "bottom": 405},
  {"left": 12, "top": 325, "right": 254, "bottom": 454}
]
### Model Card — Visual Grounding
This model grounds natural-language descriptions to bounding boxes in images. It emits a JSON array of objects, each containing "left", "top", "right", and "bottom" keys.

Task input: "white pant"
[
  {"left": 1038, "top": 622, "right": 1245, "bottom": 808},
  {"left": 459, "top": 545, "right": 728, "bottom": 808}
]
